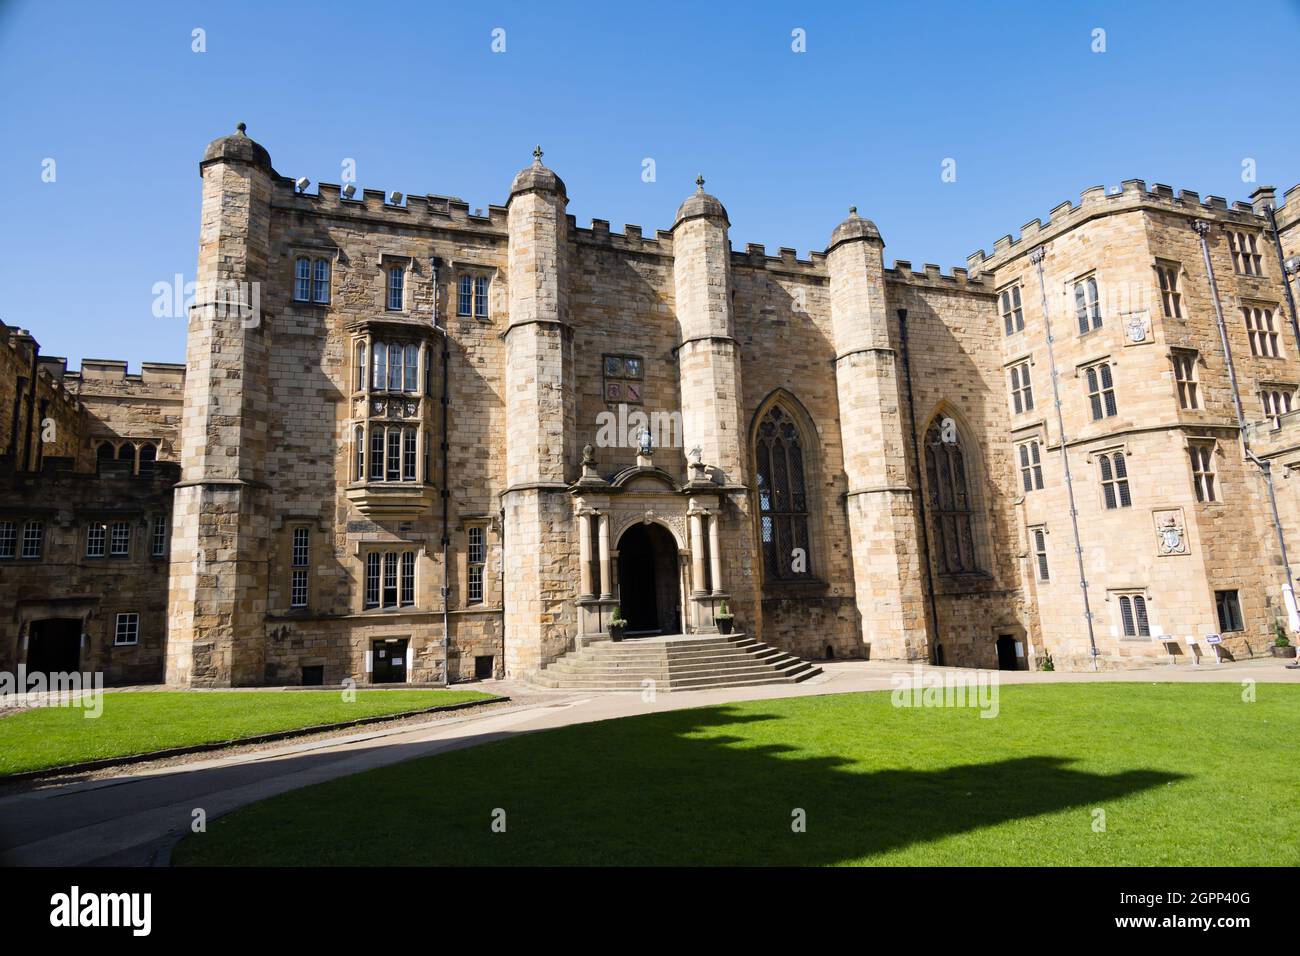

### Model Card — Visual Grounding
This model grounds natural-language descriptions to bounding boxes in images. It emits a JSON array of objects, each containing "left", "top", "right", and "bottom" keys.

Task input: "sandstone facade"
[{"left": 10, "top": 126, "right": 1300, "bottom": 685}]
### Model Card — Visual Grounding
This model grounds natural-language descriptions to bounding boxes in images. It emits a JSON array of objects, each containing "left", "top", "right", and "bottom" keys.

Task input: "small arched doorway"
[
  {"left": 617, "top": 522, "right": 680, "bottom": 636},
  {"left": 996, "top": 634, "right": 1019, "bottom": 671}
]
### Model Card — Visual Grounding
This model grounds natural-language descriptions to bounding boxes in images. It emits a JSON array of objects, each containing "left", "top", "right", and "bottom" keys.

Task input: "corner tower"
[
  {"left": 165, "top": 124, "right": 273, "bottom": 686},
  {"left": 671, "top": 178, "right": 746, "bottom": 480},
  {"left": 501, "top": 148, "right": 576, "bottom": 676},
  {"left": 825, "top": 209, "right": 929, "bottom": 660}
]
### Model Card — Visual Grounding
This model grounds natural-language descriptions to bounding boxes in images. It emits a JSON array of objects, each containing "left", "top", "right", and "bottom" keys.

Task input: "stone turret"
[
  {"left": 165, "top": 123, "right": 273, "bottom": 686},
  {"left": 671, "top": 177, "right": 744, "bottom": 482},
  {"left": 501, "top": 147, "right": 576, "bottom": 676},
  {"left": 826, "top": 207, "right": 929, "bottom": 660}
]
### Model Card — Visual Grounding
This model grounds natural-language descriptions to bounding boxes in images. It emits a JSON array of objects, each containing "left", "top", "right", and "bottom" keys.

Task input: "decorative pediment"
[{"left": 609, "top": 466, "right": 679, "bottom": 493}]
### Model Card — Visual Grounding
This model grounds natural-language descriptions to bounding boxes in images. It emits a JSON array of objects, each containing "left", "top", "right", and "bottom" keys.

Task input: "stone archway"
[{"left": 616, "top": 522, "right": 681, "bottom": 635}]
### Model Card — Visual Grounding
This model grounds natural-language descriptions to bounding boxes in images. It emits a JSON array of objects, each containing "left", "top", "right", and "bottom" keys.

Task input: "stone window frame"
[
  {"left": 1225, "top": 228, "right": 1264, "bottom": 277},
  {"left": 362, "top": 548, "right": 418, "bottom": 612},
  {"left": 380, "top": 254, "right": 414, "bottom": 314},
  {"left": 86, "top": 521, "right": 107, "bottom": 559},
  {"left": 998, "top": 281, "right": 1025, "bottom": 336},
  {"left": 1028, "top": 523, "right": 1050, "bottom": 583},
  {"left": 464, "top": 522, "right": 489, "bottom": 606},
  {"left": 1016, "top": 437, "right": 1044, "bottom": 493},
  {"left": 1259, "top": 381, "right": 1296, "bottom": 428},
  {"left": 1077, "top": 356, "right": 1118, "bottom": 421},
  {"left": 1072, "top": 270, "right": 1103, "bottom": 336},
  {"left": 455, "top": 272, "right": 492, "bottom": 320},
  {"left": 1108, "top": 587, "right": 1152, "bottom": 640},
  {"left": 290, "top": 526, "right": 311, "bottom": 609},
  {"left": 1154, "top": 259, "right": 1184, "bottom": 320},
  {"left": 1086, "top": 441, "right": 1133, "bottom": 511},
  {"left": 93, "top": 438, "right": 161, "bottom": 476},
  {"left": 748, "top": 390, "right": 829, "bottom": 591},
  {"left": 920, "top": 407, "right": 989, "bottom": 577},
  {"left": 113, "top": 611, "right": 140, "bottom": 646},
  {"left": 1240, "top": 300, "right": 1283, "bottom": 359},
  {"left": 21, "top": 519, "right": 44, "bottom": 560},
  {"left": 1183, "top": 437, "right": 1220, "bottom": 505},
  {"left": 290, "top": 246, "right": 337, "bottom": 306},
  {"left": 1168, "top": 347, "right": 1202, "bottom": 410},
  {"left": 1004, "top": 353, "right": 1035, "bottom": 416},
  {"left": 1215, "top": 589, "right": 1244, "bottom": 633},
  {"left": 151, "top": 514, "right": 168, "bottom": 559}
]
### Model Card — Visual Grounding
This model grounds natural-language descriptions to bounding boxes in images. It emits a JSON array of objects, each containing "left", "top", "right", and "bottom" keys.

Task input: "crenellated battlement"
[
  {"left": 65, "top": 358, "right": 186, "bottom": 387},
  {"left": 274, "top": 176, "right": 511, "bottom": 233},
  {"left": 885, "top": 260, "right": 988, "bottom": 292},
  {"left": 0, "top": 321, "right": 82, "bottom": 411},
  {"left": 966, "top": 178, "right": 1300, "bottom": 275}
]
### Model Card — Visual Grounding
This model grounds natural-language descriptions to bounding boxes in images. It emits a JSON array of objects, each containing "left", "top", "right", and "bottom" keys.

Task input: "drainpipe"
[
  {"left": 1030, "top": 246, "right": 1100, "bottom": 670},
  {"left": 897, "top": 309, "right": 942, "bottom": 663},
  {"left": 1263, "top": 204, "right": 1300, "bottom": 360},
  {"left": 1194, "top": 219, "right": 1298, "bottom": 630}
]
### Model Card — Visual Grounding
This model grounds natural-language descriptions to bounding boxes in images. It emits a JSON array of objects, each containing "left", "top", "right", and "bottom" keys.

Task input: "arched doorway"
[
  {"left": 996, "top": 634, "right": 1019, "bottom": 671},
  {"left": 26, "top": 618, "right": 82, "bottom": 676},
  {"left": 617, "top": 522, "right": 680, "bottom": 636}
]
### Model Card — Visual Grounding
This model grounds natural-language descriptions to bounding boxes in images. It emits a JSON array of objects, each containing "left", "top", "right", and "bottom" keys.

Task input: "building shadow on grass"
[{"left": 160, "top": 702, "right": 1186, "bottom": 866}]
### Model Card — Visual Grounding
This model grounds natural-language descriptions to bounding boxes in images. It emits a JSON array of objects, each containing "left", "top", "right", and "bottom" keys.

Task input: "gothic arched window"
[
  {"left": 755, "top": 405, "right": 811, "bottom": 580},
  {"left": 924, "top": 417, "right": 980, "bottom": 574}
]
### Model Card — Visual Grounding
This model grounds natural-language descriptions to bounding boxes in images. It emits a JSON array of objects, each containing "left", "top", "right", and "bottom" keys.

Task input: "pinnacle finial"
[
  {"left": 849, "top": 205, "right": 857, "bottom": 216},
  {"left": 695, "top": 174, "right": 705, "bottom": 191},
  {"left": 236, "top": 122, "right": 247, "bottom": 135},
  {"left": 532, "top": 144, "right": 543, "bottom": 164}
]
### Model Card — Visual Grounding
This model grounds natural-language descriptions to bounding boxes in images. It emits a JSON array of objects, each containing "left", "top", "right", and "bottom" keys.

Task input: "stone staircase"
[{"left": 527, "top": 633, "right": 823, "bottom": 692}]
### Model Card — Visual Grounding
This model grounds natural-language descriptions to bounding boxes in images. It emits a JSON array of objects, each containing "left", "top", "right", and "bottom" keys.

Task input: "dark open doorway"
[
  {"left": 26, "top": 618, "right": 82, "bottom": 676},
  {"left": 371, "top": 638, "right": 408, "bottom": 683},
  {"left": 996, "top": 634, "right": 1019, "bottom": 671},
  {"left": 616, "top": 522, "right": 680, "bottom": 635}
]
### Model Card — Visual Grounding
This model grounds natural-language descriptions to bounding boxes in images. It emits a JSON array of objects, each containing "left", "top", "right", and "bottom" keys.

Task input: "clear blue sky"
[{"left": 2, "top": 0, "right": 1298, "bottom": 369}]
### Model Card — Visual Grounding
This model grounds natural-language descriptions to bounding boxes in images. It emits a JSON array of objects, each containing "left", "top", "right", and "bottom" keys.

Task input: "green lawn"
[
  {"left": 0, "top": 689, "right": 495, "bottom": 777},
  {"left": 174, "top": 683, "right": 1300, "bottom": 866}
]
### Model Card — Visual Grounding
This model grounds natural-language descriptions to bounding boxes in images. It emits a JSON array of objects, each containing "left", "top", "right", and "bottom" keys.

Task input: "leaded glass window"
[
  {"left": 924, "top": 418, "right": 979, "bottom": 574},
  {"left": 755, "top": 405, "right": 811, "bottom": 580}
]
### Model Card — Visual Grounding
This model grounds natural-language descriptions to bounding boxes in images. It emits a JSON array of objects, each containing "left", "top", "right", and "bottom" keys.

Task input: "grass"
[
  {"left": 0, "top": 689, "right": 495, "bottom": 776},
  {"left": 174, "top": 683, "right": 1300, "bottom": 866}
]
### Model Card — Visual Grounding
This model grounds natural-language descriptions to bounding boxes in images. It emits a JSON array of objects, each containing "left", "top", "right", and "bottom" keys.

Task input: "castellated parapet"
[{"left": 33, "top": 123, "right": 1278, "bottom": 688}]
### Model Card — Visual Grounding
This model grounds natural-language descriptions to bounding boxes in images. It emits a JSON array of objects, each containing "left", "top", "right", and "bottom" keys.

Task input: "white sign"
[{"left": 1205, "top": 634, "right": 1222, "bottom": 645}]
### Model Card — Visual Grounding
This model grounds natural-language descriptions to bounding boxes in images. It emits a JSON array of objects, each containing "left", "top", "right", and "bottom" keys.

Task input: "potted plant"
[
  {"left": 1272, "top": 621, "right": 1296, "bottom": 658},
  {"left": 609, "top": 607, "right": 627, "bottom": 642},
  {"left": 715, "top": 601, "right": 735, "bottom": 635},
  {"left": 1038, "top": 650, "right": 1055, "bottom": 672}
]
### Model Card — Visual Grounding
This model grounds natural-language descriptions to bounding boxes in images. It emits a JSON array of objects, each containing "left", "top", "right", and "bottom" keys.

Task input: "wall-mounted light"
[
  {"left": 341, "top": 183, "right": 357, "bottom": 200},
  {"left": 388, "top": 191, "right": 403, "bottom": 205},
  {"left": 295, "top": 176, "right": 311, "bottom": 192}
]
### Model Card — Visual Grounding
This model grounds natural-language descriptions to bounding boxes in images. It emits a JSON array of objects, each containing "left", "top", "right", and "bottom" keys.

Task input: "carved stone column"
[
  {"left": 577, "top": 508, "right": 594, "bottom": 600},
  {"left": 689, "top": 509, "right": 707, "bottom": 596},
  {"left": 708, "top": 510, "right": 723, "bottom": 595},
  {"left": 598, "top": 511, "right": 613, "bottom": 600}
]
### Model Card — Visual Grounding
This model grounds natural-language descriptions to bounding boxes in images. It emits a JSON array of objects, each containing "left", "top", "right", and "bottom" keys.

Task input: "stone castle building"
[{"left": 7, "top": 123, "right": 1300, "bottom": 685}]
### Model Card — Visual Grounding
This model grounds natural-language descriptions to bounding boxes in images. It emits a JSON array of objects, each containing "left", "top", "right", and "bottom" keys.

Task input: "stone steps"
[{"left": 526, "top": 632, "right": 822, "bottom": 692}]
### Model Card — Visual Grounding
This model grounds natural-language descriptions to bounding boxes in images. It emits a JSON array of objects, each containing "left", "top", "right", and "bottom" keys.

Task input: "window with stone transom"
[{"left": 754, "top": 404, "right": 812, "bottom": 581}]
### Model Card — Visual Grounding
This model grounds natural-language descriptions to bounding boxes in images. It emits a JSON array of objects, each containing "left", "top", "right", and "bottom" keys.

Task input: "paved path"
[{"left": 1, "top": 658, "right": 1295, "bottom": 866}]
